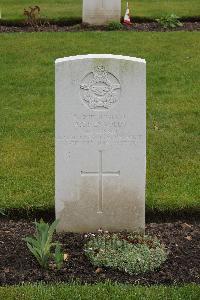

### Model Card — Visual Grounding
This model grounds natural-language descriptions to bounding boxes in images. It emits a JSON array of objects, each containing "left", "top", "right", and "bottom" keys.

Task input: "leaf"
[
  {"left": 64, "top": 253, "right": 69, "bottom": 261},
  {"left": 54, "top": 243, "right": 63, "bottom": 270},
  {"left": 44, "top": 220, "right": 59, "bottom": 254},
  {"left": 95, "top": 267, "right": 103, "bottom": 274},
  {"left": 185, "top": 236, "right": 192, "bottom": 241},
  {"left": 23, "top": 236, "right": 40, "bottom": 249},
  {"left": 27, "top": 242, "right": 42, "bottom": 265},
  {"left": 181, "top": 222, "right": 192, "bottom": 229},
  {"left": 48, "top": 219, "right": 59, "bottom": 241}
]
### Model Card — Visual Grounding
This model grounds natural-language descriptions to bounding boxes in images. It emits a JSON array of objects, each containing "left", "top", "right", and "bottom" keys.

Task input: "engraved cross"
[{"left": 81, "top": 150, "right": 120, "bottom": 213}]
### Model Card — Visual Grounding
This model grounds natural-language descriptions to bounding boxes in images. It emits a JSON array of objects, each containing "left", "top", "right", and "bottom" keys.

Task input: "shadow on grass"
[{"left": 1, "top": 207, "right": 199, "bottom": 223}]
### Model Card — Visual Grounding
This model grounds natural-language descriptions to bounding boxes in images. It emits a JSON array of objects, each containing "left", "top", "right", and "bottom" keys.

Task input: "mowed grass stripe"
[
  {"left": 0, "top": 32, "right": 199, "bottom": 211},
  {"left": 0, "top": 0, "right": 200, "bottom": 21},
  {"left": 0, "top": 283, "right": 200, "bottom": 300}
]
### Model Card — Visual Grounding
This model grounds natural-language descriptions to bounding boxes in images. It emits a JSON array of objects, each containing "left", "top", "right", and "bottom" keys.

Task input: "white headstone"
[
  {"left": 83, "top": 0, "right": 121, "bottom": 25},
  {"left": 55, "top": 54, "right": 146, "bottom": 233}
]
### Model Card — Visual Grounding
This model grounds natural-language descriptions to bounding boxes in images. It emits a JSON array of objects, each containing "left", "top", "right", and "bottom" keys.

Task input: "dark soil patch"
[
  {"left": 0, "top": 22, "right": 200, "bottom": 33},
  {"left": 0, "top": 219, "right": 199, "bottom": 286}
]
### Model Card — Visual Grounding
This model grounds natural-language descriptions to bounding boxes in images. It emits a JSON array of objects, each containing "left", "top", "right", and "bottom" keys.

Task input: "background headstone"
[
  {"left": 82, "top": 0, "right": 121, "bottom": 25},
  {"left": 55, "top": 54, "right": 146, "bottom": 233}
]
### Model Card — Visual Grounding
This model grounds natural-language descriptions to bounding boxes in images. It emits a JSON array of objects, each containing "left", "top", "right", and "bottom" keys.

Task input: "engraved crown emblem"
[{"left": 80, "top": 65, "right": 121, "bottom": 110}]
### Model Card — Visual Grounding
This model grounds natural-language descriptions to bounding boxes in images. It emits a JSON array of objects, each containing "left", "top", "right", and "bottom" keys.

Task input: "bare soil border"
[
  {"left": 0, "top": 21, "right": 200, "bottom": 33},
  {"left": 0, "top": 219, "right": 199, "bottom": 286}
]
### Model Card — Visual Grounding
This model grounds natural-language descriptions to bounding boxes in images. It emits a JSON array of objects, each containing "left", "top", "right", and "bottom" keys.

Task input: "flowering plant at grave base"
[
  {"left": 107, "top": 20, "right": 123, "bottom": 31},
  {"left": 84, "top": 231, "right": 168, "bottom": 275},
  {"left": 23, "top": 219, "right": 64, "bottom": 270},
  {"left": 156, "top": 14, "right": 183, "bottom": 29}
]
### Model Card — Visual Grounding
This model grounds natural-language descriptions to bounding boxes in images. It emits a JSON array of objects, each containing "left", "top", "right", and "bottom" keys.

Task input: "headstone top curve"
[{"left": 55, "top": 54, "right": 146, "bottom": 65}]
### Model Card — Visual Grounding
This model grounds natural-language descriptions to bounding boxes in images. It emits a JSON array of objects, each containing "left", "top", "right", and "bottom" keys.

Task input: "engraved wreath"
[{"left": 80, "top": 65, "right": 121, "bottom": 110}]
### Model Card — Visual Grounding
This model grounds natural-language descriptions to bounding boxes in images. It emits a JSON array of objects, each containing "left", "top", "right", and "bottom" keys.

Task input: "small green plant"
[
  {"left": 23, "top": 219, "right": 63, "bottom": 269},
  {"left": 156, "top": 14, "right": 183, "bottom": 29},
  {"left": 107, "top": 21, "right": 123, "bottom": 31},
  {"left": 54, "top": 243, "right": 64, "bottom": 270},
  {"left": 84, "top": 231, "right": 167, "bottom": 275}
]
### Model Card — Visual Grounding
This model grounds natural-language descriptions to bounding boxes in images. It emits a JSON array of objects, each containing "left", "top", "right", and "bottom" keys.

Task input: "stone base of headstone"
[{"left": 82, "top": 0, "right": 121, "bottom": 25}]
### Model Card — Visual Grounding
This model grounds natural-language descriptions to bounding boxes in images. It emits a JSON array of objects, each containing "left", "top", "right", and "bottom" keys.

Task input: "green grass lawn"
[
  {"left": 0, "top": 0, "right": 200, "bottom": 21},
  {"left": 0, "top": 32, "right": 199, "bottom": 212},
  {"left": 0, "top": 283, "right": 200, "bottom": 300}
]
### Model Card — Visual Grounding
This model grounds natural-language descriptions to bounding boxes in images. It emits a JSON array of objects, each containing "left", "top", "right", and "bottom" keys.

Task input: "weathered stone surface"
[
  {"left": 82, "top": 0, "right": 121, "bottom": 25},
  {"left": 55, "top": 54, "right": 146, "bottom": 233}
]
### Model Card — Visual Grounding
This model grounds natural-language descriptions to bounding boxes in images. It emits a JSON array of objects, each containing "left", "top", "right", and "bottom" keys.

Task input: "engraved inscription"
[
  {"left": 80, "top": 65, "right": 121, "bottom": 110},
  {"left": 60, "top": 134, "right": 143, "bottom": 146},
  {"left": 73, "top": 113, "right": 126, "bottom": 134},
  {"left": 81, "top": 150, "right": 120, "bottom": 213}
]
